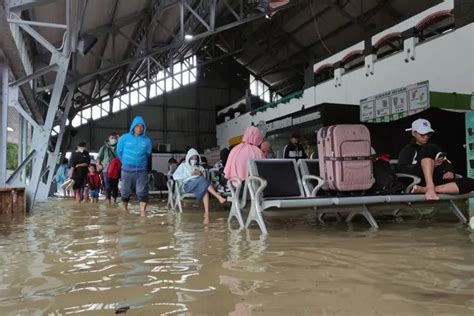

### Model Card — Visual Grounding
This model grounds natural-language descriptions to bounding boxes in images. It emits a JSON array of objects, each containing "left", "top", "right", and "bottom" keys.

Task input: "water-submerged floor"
[{"left": 1, "top": 199, "right": 474, "bottom": 315}]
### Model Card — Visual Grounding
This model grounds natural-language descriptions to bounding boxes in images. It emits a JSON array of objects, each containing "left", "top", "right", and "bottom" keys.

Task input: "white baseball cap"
[{"left": 405, "top": 118, "right": 434, "bottom": 134}]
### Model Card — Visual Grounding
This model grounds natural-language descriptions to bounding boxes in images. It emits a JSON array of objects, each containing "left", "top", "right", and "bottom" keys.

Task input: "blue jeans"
[
  {"left": 184, "top": 177, "right": 210, "bottom": 201},
  {"left": 89, "top": 189, "right": 99, "bottom": 199},
  {"left": 121, "top": 171, "right": 149, "bottom": 203}
]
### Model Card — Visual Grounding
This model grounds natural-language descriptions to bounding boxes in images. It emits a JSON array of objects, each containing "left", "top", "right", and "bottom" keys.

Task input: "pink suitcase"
[{"left": 317, "top": 124, "right": 374, "bottom": 191}]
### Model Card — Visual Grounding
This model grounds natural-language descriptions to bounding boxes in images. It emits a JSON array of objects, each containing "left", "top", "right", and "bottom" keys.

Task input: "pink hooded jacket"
[{"left": 224, "top": 126, "right": 265, "bottom": 181}]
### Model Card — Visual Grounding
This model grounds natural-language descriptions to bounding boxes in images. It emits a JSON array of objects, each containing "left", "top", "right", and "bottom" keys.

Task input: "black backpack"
[
  {"left": 370, "top": 160, "right": 404, "bottom": 195},
  {"left": 149, "top": 171, "right": 168, "bottom": 191}
]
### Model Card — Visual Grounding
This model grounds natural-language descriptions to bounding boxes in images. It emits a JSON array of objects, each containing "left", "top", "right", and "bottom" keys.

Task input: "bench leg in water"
[
  {"left": 175, "top": 194, "right": 183, "bottom": 213},
  {"left": 346, "top": 205, "right": 379, "bottom": 229},
  {"left": 317, "top": 211, "right": 343, "bottom": 225},
  {"left": 245, "top": 200, "right": 268, "bottom": 234},
  {"left": 448, "top": 200, "right": 468, "bottom": 224},
  {"left": 227, "top": 200, "right": 245, "bottom": 229}
]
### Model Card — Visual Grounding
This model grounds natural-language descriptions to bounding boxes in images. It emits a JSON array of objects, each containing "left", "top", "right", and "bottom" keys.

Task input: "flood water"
[{"left": 1, "top": 199, "right": 474, "bottom": 315}]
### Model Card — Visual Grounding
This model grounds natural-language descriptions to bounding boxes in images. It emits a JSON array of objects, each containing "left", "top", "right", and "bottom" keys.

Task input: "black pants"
[{"left": 104, "top": 176, "right": 119, "bottom": 200}]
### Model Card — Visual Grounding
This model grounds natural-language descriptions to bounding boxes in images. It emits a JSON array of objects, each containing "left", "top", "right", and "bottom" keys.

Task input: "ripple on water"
[{"left": 0, "top": 200, "right": 473, "bottom": 315}]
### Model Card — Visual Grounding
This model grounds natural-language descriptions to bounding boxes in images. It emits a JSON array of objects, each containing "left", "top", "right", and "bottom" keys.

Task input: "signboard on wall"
[{"left": 360, "top": 81, "right": 429, "bottom": 123}]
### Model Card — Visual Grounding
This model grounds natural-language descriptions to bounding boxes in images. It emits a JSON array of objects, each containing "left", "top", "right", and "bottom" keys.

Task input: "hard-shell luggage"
[{"left": 317, "top": 124, "right": 374, "bottom": 191}]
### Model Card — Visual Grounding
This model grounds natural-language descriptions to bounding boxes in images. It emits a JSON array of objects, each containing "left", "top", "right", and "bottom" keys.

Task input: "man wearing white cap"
[{"left": 398, "top": 118, "right": 474, "bottom": 200}]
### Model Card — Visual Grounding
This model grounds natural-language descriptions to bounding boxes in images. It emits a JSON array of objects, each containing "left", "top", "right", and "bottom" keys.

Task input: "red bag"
[{"left": 107, "top": 158, "right": 122, "bottom": 179}]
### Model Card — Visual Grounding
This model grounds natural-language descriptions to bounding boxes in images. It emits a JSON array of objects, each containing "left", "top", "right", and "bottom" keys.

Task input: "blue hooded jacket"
[{"left": 117, "top": 116, "right": 152, "bottom": 172}]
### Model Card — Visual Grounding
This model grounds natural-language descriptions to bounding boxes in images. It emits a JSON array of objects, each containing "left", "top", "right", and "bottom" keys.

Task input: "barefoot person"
[
  {"left": 398, "top": 118, "right": 474, "bottom": 200},
  {"left": 69, "top": 142, "right": 91, "bottom": 203},
  {"left": 173, "top": 148, "right": 227, "bottom": 214},
  {"left": 117, "top": 116, "right": 152, "bottom": 216},
  {"left": 97, "top": 132, "right": 119, "bottom": 204}
]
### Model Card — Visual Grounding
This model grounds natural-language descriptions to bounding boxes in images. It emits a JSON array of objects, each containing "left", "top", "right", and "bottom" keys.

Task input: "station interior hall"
[{"left": 1, "top": 0, "right": 474, "bottom": 314}]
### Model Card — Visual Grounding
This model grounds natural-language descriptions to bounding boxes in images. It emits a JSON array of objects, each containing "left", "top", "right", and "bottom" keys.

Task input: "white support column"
[
  {"left": 19, "top": 115, "right": 28, "bottom": 182},
  {"left": 26, "top": 53, "right": 70, "bottom": 208},
  {"left": 0, "top": 65, "right": 9, "bottom": 185},
  {"left": 36, "top": 90, "right": 73, "bottom": 202},
  {"left": 2, "top": 0, "right": 78, "bottom": 211}
]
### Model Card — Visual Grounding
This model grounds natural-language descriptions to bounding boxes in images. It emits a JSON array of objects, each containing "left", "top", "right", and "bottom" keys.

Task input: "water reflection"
[{"left": 0, "top": 200, "right": 473, "bottom": 315}]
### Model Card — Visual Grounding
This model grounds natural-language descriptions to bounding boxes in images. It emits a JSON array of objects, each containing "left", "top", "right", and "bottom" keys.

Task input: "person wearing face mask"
[
  {"left": 173, "top": 148, "right": 227, "bottom": 214},
  {"left": 117, "top": 116, "right": 152, "bottom": 216},
  {"left": 69, "top": 142, "right": 91, "bottom": 203},
  {"left": 97, "top": 132, "right": 120, "bottom": 204}
]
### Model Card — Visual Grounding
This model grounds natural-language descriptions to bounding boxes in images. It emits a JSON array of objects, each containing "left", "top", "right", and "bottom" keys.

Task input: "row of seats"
[{"left": 227, "top": 159, "right": 470, "bottom": 234}]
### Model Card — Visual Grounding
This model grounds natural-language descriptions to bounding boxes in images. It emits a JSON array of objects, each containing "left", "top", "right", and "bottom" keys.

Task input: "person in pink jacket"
[{"left": 224, "top": 126, "right": 265, "bottom": 181}]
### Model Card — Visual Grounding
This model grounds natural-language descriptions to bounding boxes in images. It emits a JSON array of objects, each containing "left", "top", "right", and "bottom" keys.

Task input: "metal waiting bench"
[
  {"left": 297, "top": 159, "right": 425, "bottom": 221},
  {"left": 168, "top": 178, "right": 232, "bottom": 213},
  {"left": 229, "top": 159, "right": 469, "bottom": 234}
]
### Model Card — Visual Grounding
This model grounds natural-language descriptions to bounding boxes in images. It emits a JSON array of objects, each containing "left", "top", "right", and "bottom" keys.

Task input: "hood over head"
[
  {"left": 185, "top": 148, "right": 201, "bottom": 166},
  {"left": 129, "top": 116, "right": 147, "bottom": 135},
  {"left": 242, "top": 126, "right": 264, "bottom": 146}
]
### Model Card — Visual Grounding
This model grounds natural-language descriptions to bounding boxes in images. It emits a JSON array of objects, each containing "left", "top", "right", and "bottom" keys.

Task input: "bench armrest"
[
  {"left": 245, "top": 176, "right": 267, "bottom": 201},
  {"left": 302, "top": 175, "right": 325, "bottom": 197},
  {"left": 395, "top": 173, "right": 421, "bottom": 193}
]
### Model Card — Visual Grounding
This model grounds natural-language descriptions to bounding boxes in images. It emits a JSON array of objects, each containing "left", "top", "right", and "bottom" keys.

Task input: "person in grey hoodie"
[
  {"left": 97, "top": 132, "right": 119, "bottom": 204},
  {"left": 173, "top": 148, "right": 226, "bottom": 214}
]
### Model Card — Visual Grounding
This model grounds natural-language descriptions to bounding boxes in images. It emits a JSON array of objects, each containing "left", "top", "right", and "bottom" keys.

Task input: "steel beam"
[
  {"left": 7, "top": 18, "right": 67, "bottom": 29},
  {"left": 6, "top": 0, "right": 57, "bottom": 11},
  {"left": 9, "top": 63, "right": 58, "bottom": 88},
  {"left": 26, "top": 53, "right": 70, "bottom": 209},
  {"left": 3, "top": 0, "right": 78, "bottom": 210},
  {"left": 67, "top": 9, "right": 272, "bottom": 89},
  {"left": 36, "top": 90, "right": 73, "bottom": 202},
  {"left": 184, "top": 1, "right": 211, "bottom": 31},
  {"left": 0, "top": 65, "right": 9, "bottom": 185},
  {"left": 0, "top": 4, "right": 42, "bottom": 123},
  {"left": 9, "top": 13, "right": 59, "bottom": 54},
  {"left": 10, "top": 99, "right": 38, "bottom": 128}
]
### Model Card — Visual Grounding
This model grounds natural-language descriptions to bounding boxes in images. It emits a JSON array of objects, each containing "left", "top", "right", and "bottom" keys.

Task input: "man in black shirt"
[
  {"left": 398, "top": 119, "right": 474, "bottom": 200},
  {"left": 283, "top": 133, "right": 307, "bottom": 160},
  {"left": 69, "top": 142, "right": 91, "bottom": 203}
]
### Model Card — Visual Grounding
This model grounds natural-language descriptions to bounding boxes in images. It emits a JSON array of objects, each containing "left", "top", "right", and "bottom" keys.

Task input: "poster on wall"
[
  {"left": 360, "top": 81, "right": 430, "bottom": 123},
  {"left": 374, "top": 93, "right": 391, "bottom": 122},
  {"left": 360, "top": 100, "right": 375, "bottom": 121},
  {"left": 408, "top": 84, "right": 429, "bottom": 111}
]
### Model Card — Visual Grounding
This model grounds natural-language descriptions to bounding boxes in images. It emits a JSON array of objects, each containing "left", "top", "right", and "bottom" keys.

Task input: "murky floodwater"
[{"left": 1, "top": 199, "right": 474, "bottom": 315}]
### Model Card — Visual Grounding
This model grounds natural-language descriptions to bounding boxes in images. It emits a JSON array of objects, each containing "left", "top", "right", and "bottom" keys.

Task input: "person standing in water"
[
  {"left": 117, "top": 116, "right": 152, "bottom": 216},
  {"left": 97, "top": 132, "right": 120, "bottom": 204},
  {"left": 69, "top": 142, "right": 91, "bottom": 203}
]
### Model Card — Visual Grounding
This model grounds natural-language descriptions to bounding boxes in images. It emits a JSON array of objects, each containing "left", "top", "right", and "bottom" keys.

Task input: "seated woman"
[
  {"left": 224, "top": 126, "right": 265, "bottom": 182},
  {"left": 173, "top": 148, "right": 227, "bottom": 213},
  {"left": 399, "top": 118, "right": 474, "bottom": 200}
]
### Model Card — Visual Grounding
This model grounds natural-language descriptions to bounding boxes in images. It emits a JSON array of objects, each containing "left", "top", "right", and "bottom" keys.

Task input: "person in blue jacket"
[{"left": 117, "top": 116, "right": 152, "bottom": 216}]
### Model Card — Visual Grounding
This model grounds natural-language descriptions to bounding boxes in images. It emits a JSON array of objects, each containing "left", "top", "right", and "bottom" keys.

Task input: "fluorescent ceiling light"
[
  {"left": 7, "top": 127, "right": 14, "bottom": 132},
  {"left": 184, "top": 34, "right": 193, "bottom": 41}
]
